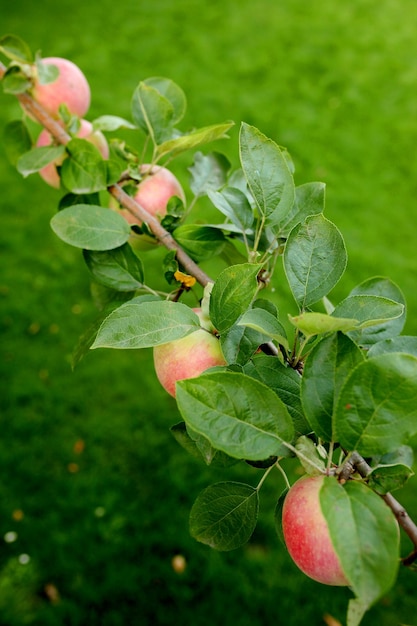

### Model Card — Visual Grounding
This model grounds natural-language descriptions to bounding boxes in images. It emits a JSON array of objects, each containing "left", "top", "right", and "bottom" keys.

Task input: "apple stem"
[{"left": 338, "top": 451, "right": 417, "bottom": 566}]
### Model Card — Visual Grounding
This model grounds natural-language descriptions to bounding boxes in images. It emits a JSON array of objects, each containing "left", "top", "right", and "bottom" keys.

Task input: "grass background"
[{"left": 1, "top": 0, "right": 417, "bottom": 624}]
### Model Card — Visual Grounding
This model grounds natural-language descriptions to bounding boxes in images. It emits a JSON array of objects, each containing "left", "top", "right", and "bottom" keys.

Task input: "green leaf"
[
  {"left": 0, "top": 34, "right": 32, "bottom": 62},
  {"left": 3, "top": 120, "right": 32, "bottom": 166},
  {"left": 320, "top": 479, "right": 400, "bottom": 621},
  {"left": 50, "top": 204, "right": 131, "bottom": 250},
  {"left": 367, "top": 464, "right": 414, "bottom": 495},
  {"left": 132, "top": 77, "right": 186, "bottom": 132},
  {"left": 186, "top": 427, "right": 240, "bottom": 467},
  {"left": 92, "top": 115, "right": 136, "bottom": 132},
  {"left": 239, "top": 123, "right": 295, "bottom": 229},
  {"left": 36, "top": 58, "right": 59, "bottom": 85},
  {"left": 283, "top": 214, "right": 347, "bottom": 308},
  {"left": 220, "top": 323, "right": 268, "bottom": 366},
  {"left": 176, "top": 370, "right": 294, "bottom": 460},
  {"left": 188, "top": 151, "right": 231, "bottom": 197},
  {"left": 58, "top": 192, "right": 101, "bottom": 210},
  {"left": 17, "top": 145, "right": 66, "bottom": 177},
  {"left": 208, "top": 187, "right": 254, "bottom": 231},
  {"left": 301, "top": 332, "right": 365, "bottom": 441},
  {"left": 288, "top": 311, "right": 358, "bottom": 339},
  {"left": 244, "top": 355, "right": 310, "bottom": 437},
  {"left": 332, "top": 295, "right": 404, "bottom": 342},
  {"left": 237, "top": 308, "right": 289, "bottom": 350},
  {"left": 294, "top": 435, "right": 326, "bottom": 475},
  {"left": 1, "top": 65, "right": 32, "bottom": 94},
  {"left": 343, "top": 276, "right": 406, "bottom": 346},
  {"left": 60, "top": 138, "right": 108, "bottom": 194},
  {"left": 378, "top": 445, "right": 414, "bottom": 469},
  {"left": 279, "top": 181, "right": 326, "bottom": 237},
  {"left": 83, "top": 243, "right": 145, "bottom": 292},
  {"left": 131, "top": 81, "right": 175, "bottom": 144},
  {"left": 92, "top": 299, "right": 201, "bottom": 349},
  {"left": 209, "top": 263, "right": 262, "bottom": 334},
  {"left": 189, "top": 481, "right": 259, "bottom": 551},
  {"left": 172, "top": 225, "right": 226, "bottom": 262},
  {"left": 155, "top": 122, "right": 234, "bottom": 160},
  {"left": 368, "top": 335, "right": 417, "bottom": 358},
  {"left": 334, "top": 353, "right": 417, "bottom": 456}
]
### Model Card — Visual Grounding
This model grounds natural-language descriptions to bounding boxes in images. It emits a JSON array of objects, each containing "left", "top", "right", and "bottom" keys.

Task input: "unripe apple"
[
  {"left": 29, "top": 57, "right": 91, "bottom": 119},
  {"left": 36, "top": 119, "right": 109, "bottom": 188},
  {"left": 119, "top": 164, "right": 185, "bottom": 226},
  {"left": 282, "top": 474, "right": 349, "bottom": 586},
  {"left": 153, "top": 308, "right": 226, "bottom": 397}
]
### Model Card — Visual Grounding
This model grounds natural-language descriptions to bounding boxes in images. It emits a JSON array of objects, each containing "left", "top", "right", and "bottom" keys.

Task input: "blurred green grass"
[{"left": 1, "top": 1, "right": 417, "bottom": 624}]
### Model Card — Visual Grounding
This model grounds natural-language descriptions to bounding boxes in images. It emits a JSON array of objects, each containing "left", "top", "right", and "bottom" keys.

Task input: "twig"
[{"left": 338, "top": 451, "right": 417, "bottom": 566}]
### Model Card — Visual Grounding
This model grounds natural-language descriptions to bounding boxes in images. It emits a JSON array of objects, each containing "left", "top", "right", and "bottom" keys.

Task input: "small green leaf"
[
  {"left": 186, "top": 428, "right": 240, "bottom": 467},
  {"left": 188, "top": 151, "right": 231, "bottom": 197},
  {"left": 17, "top": 145, "right": 66, "bottom": 177},
  {"left": 220, "top": 323, "right": 267, "bottom": 366},
  {"left": 156, "top": 122, "right": 234, "bottom": 160},
  {"left": 367, "top": 464, "right": 414, "bottom": 495},
  {"left": 3, "top": 120, "right": 32, "bottom": 166},
  {"left": 132, "top": 77, "right": 186, "bottom": 133},
  {"left": 189, "top": 481, "right": 259, "bottom": 551},
  {"left": 83, "top": 243, "right": 145, "bottom": 292},
  {"left": 238, "top": 308, "right": 288, "bottom": 350},
  {"left": 284, "top": 214, "right": 347, "bottom": 308},
  {"left": 50, "top": 204, "right": 131, "bottom": 250},
  {"left": 176, "top": 371, "right": 294, "bottom": 460},
  {"left": 209, "top": 263, "right": 262, "bottom": 335},
  {"left": 288, "top": 311, "right": 358, "bottom": 338},
  {"left": 131, "top": 81, "right": 175, "bottom": 144},
  {"left": 92, "top": 115, "right": 136, "bottom": 132},
  {"left": 301, "top": 332, "right": 365, "bottom": 441},
  {"left": 58, "top": 192, "right": 101, "bottom": 210},
  {"left": 0, "top": 34, "right": 32, "bottom": 62},
  {"left": 172, "top": 225, "right": 226, "bottom": 262},
  {"left": 1, "top": 65, "right": 32, "bottom": 94},
  {"left": 239, "top": 123, "right": 295, "bottom": 229},
  {"left": 208, "top": 186, "right": 255, "bottom": 232},
  {"left": 36, "top": 58, "right": 59, "bottom": 84},
  {"left": 295, "top": 436, "right": 326, "bottom": 475},
  {"left": 335, "top": 353, "right": 417, "bottom": 456},
  {"left": 92, "top": 299, "right": 200, "bottom": 349},
  {"left": 60, "top": 138, "right": 108, "bottom": 193},
  {"left": 170, "top": 422, "right": 208, "bottom": 463},
  {"left": 320, "top": 479, "right": 400, "bottom": 619}
]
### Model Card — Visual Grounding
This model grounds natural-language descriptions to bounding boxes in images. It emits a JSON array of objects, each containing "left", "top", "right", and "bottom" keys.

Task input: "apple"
[
  {"left": 118, "top": 164, "right": 185, "bottom": 226},
  {"left": 36, "top": 119, "right": 109, "bottom": 188},
  {"left": 29, "top": 57, "right": 91, "bottom": 119},
  {"left": 153, "top": 308, "right": 226, "bottom": 397},
  {"left": 282, "top": 474, "right": 349, "bottom": 586}
]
